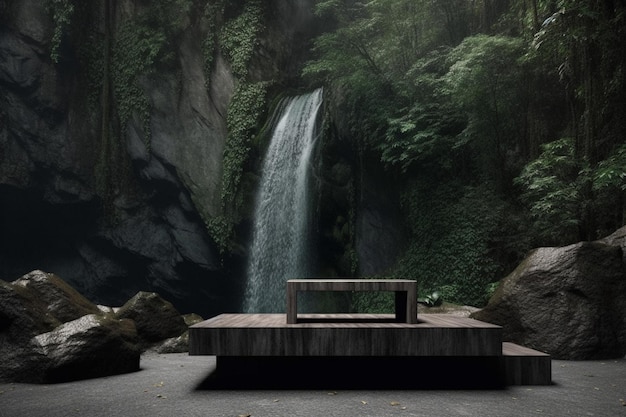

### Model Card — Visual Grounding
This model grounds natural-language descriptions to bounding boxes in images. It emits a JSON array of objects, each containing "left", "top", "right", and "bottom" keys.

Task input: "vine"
[
  {"left": 46, "top": 0, "right": 75, "bottom": 63},
  {"left": 202, "top": 0, "right": 225, "bottom": 88},
  {"left": 204, "top": 0, "right": 269, "bottom": 252},
  {"left": 393, "top": 181, "right": 506, "bottom": 307},
  {"left": 219, "top": 0, "right": 264, "bottom": 79},
  {"left": 222, "top": 80, "right": 270, "bottom": 209},
  {"left": 110, "top": 0, "right": 191, "bottom": 148},
  {"left": 111, "top": 21, "right": 163, "bottom": 147}
]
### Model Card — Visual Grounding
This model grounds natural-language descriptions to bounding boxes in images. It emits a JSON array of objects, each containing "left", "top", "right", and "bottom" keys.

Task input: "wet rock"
[{"left": 34, "top": 314, "right": 140, "bottom": 383}]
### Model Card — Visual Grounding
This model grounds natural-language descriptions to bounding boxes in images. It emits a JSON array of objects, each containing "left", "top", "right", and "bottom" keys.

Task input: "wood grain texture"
[
  {"left": 286, "top": 279, "right": 418, "bottom": 324},
  {"left": 189, "top": 313, "right": 502, "bottom": 357},
  {"left": 502, "top": 342, "right": 552, "bottom": 385},
  {"left": 189, "top": 315, "right": 552, "bottom": 386}
]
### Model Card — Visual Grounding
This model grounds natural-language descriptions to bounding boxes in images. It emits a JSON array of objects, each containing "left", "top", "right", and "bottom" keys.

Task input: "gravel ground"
[{"left": 1, "top": 353, "right": 625, "bottom": 417}]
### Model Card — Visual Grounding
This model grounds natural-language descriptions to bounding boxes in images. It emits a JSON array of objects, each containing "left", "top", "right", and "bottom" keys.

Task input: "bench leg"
[
  {"left": 406, "top": 286, "right": 417, "bottom": 323},
  {"left": 395, "top": 289, "right": 418, "bottom": 324},
  {"left": 287, "top": 286, "right": 297, "bottom": 324},
  {"left": 395, "top": 291, "right": 407, "bottom": 323}
]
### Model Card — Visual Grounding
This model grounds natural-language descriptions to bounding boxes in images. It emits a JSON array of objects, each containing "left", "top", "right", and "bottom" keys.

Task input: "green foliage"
[
  {"left": 202, "top": 0, "right": 226, "bottom": 88},
  {"left": 515, "top": 137, "right": 582, "bottom": 244},
  {"left": 419, "top": 291, "right": 442, "bottom": 307},
  {"left": 394, "top": 182, "right": 509, "bottom": 307},
  {"left": 222, "top": 81, "right": 270, "bottom": 211},
  {"left": 112, "top": 22, "right": 159, "bottom": 141},
  {"left": 517, "top": 137, "right": 626, "bottom": 243},
  {"left": 443, "top": 35, "right": 527, "bottom": 181},
  {"left": 206, "top": 215, "right": 233, "bottom": 255},
  {"left": 594, "top": 144, "right": 626, "bottom": 191},
  {"left": 46, "top": 0, "right": 75, "bottom": 63},
  {"left": 351, "top": 291, "right": 394, "bottom": 314},
  {"left": 203, "top": 0, "right": 267, "bottom": 249},
  {"left": 111, "top": 0, "right": 191, "bottom": 146},
  {"left": 219, "top": 0, "right": 264, "bottom": 79}
]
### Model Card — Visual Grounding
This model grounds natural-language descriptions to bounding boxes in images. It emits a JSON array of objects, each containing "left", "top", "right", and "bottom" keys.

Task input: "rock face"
[
  {"left": 0, "top": 1, "right": 319, "bottom": 317},
  {"left": 0, "top": 270, "right": 194, "bottom": 383},
  {"left": 0, "top": 0, "right": 398, "bottom": 315},
  {"left": 472, "top": 238, "right": 626, "bottom": 360}
]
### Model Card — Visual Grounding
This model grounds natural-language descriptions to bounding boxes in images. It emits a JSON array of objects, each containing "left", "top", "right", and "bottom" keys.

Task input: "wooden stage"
[{"left": 189, "top": 313, "right": 552, "bottom": 388}]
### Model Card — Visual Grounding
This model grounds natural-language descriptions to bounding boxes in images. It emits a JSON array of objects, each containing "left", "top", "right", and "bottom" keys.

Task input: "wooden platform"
[
  {"left": 189, "top": 313, "right": 552, "bottom": 387},
  {"left": 502, "top": 342, "right": 552, "bottom": 385},
  {"left": 190, "top": 313, "right": 502, "bottom": 357}
]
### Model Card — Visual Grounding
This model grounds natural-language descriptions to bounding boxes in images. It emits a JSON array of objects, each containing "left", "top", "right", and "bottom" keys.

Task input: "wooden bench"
[{"left": 286, "top": 279, "right": 418, "bottom": 324}]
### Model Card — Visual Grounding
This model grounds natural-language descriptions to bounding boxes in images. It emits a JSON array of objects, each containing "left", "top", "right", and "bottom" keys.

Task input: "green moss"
[
  {"left": 219, "top": 0, "right": 264, "bottom": 79},
  {"left": 206, "top": 215, "right": 233, "bottom": 255},
  {"left": 46, "top": 0, "right": 75, "bottom": 63},
  {"left": 222, "top": 80, "right": 270, "bottom": 212},
  {"left": 111, "top": 21, "right": 162, "bottom": 147},
  {"left": 202, "top": 0, "right": 226, "bottom": 88}
]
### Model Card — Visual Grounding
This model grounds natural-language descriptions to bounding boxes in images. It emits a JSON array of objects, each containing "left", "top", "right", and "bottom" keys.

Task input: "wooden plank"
[
  {"left": 502, "top": 342, "right": 552, "bottom": 385},
  {"left": 287, "top": 279, "right": 417, "bottom": 292},
  {"left": 189, "top": 313, "right": 502, "bottom": 357}
]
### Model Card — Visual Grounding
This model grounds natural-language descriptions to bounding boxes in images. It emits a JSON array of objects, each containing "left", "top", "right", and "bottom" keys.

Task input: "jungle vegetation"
[
  {"left": 303, "top": 0, "right": 626, "bottom": 306},
  {"left": 44, "top": 0, "right": 626, "bottom": 307}
]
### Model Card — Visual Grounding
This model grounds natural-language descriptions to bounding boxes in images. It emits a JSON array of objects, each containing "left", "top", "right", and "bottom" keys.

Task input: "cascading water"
[{"left": 243, "top": 89, "right": 323, "bottom": 313}]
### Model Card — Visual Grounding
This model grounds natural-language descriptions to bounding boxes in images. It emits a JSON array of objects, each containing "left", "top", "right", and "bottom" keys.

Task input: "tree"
[
  {"left": 515, "top": 137, "right": 583, "bottom": 244},
  {"left": 444, "top": 34, "right": 526, "bottom": 189}
]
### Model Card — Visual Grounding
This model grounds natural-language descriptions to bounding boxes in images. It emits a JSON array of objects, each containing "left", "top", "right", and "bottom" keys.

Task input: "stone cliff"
[{"left": 0, "top": 0, "right": 321, "bottom": 316}]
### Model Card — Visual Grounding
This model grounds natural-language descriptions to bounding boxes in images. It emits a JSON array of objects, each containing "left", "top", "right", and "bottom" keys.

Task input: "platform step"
[{"left": 501, "top": 342, "right": 552, "bottom": 385}]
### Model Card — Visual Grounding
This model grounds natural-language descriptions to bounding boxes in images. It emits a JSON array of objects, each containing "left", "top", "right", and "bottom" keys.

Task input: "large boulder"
[
  {"left": 12, "top": 270, "right": 101, "bottom": 323},
  {"left": 0, "top": 279, "right": 53, "bottom": 382},
  {"left": 0, "top": 271, "right": 192, "bottom": 383},
  {"left": 34, "top": 314, "right": 140, "bottom": 383},
  {"left": 0, "top": 271, "right": 141, "bottom": 383},
  {"left": 115, "top": 291, "right": 187, "bottom": 348},
  {"left": 149, "top": 312, "right": 204, "bottom": 354},
  {"left": 0, "top": 276, "right": 60, "bottom": 339},
  {"left": 472, "top": 240, "right": 626, "bottom": 359}
]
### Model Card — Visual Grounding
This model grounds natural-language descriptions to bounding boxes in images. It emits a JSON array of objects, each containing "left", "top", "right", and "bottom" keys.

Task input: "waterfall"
[{"left": 243, "top": 89, "right": 323, "bottom": 313}]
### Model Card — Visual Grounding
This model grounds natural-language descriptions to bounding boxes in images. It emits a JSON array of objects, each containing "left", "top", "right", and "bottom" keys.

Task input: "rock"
[
  {"left": 33, "top": 314, "right": 140, "bottom": 383},
  {"left": 1, "top": 272, "right": 140, "bottom": 383},
  {"left": 599, "top": 225, "right": 626, "bottom": 262},
  {"left": 418, "top": 302, "right": 479, "bottom": 317},
  {"left": 115, "top": 291, "right": 187, "bottom": 349},
  {"left": 149, "top": 313, "right": 204, "bottom": 354},
  {"left": 183, "top": 313, "right": 204, "bottom": 327},
  {"left": 0, "top": 278, "right": 59, "bottom": 340},
  {"left": 0, "top": 279, "right": 54, "bottom": 383},
  {"left": 0, "top": 270, "right": 198, "bottom": 383},
  {"left": 149, "top": 332, "right": 190, "bottom": 354},
  {"left": 12, "top": 270, "right": 101, "bottom": 323},
  {"left": 97, "top": 305, "right": 117, "bottom": 314},
  {"left": 472, "top": 241, "right": 626, "bottom": 359}
]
